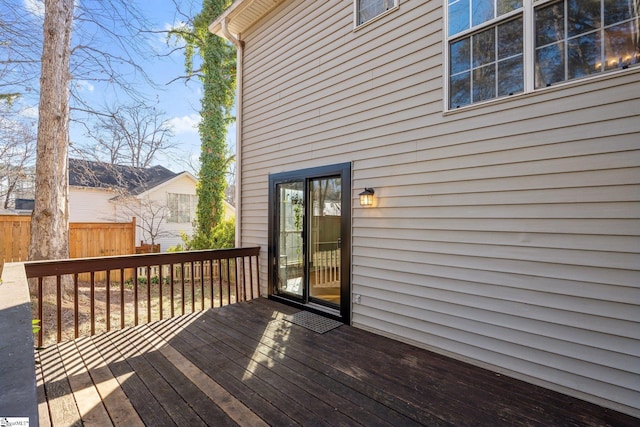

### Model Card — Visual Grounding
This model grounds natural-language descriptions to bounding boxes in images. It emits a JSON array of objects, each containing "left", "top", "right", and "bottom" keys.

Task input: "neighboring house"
[
  {"left": 69, "top": 159, "right": 207, "bottom": 251},
  {"left": 0, "top": 165, "right": 35, "bottom": 210},
  {"left": 210, "top": 0, "right": 640, "bottom": 418}
]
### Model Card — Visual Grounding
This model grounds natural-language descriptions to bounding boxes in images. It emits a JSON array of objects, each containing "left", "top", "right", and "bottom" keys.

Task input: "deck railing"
[{"left": 24, "top": 247, "right": 260, "bottom": 347}]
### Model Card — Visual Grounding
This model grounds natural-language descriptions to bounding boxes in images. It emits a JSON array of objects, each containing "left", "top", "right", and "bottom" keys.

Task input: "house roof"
[
  {"left": 208, "top": 0, "right": 285, "bottom": 38},
  {"left": 69, "top": 158, "right": 178, "bottom": 195}
]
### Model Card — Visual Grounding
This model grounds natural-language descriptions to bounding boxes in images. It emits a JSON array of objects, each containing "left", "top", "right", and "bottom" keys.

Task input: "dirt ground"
[{"left": 32, "top": 278, "right": 238, "bottom": 347}]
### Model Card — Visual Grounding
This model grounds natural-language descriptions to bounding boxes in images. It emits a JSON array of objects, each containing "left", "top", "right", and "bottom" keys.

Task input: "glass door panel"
[
  {"left": 275, "top": 181, "right": 305, "bottom": 299},
  {"left": 308, "top": 177, "right": 342, "bottom": 307}
]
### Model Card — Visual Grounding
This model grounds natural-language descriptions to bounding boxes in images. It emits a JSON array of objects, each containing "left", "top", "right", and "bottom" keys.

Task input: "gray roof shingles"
[{"left": 68, "top": 158, "right": 177, "bottom": 195}]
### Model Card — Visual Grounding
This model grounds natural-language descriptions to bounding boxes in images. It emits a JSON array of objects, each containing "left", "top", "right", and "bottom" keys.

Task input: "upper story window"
[
  {"left": 167, "top": 193, "right": 196, "bottom": 223},
  {"left": 356, "top": 0, "right": 398, "bottom": 26},
  {"left": 446, "top": 0, "right": 640, "bottom": 109}
]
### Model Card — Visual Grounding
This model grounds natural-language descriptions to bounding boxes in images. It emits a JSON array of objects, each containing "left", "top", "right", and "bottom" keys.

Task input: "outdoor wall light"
[{"left": 359, "top": 188, "right": 375, "bottom": 207}]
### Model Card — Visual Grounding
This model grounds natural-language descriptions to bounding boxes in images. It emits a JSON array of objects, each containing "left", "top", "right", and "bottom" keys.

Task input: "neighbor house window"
[
  {"left": 356, "top": 0, "right": 398, "bottom": 26},
  {"left": 167, "top": 193, "right": 196, "bottom": 223},
  {"left": 447, "top": 0, "right": 640, "bottom": 109}
]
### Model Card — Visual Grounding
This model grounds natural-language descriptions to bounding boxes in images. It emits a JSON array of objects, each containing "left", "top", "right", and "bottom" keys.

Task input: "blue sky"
[{"left": 6, "top": 0, "right": 235, "bottom": 173}]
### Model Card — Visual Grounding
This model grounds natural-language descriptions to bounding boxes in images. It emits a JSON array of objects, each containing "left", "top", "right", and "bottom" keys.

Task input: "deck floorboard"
[{"left": 37, "top": 298, "right": 639, "bottom": 426}]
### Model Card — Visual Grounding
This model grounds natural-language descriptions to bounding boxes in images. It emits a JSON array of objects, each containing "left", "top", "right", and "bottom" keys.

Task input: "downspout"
[{"left": 221, "top": 19, "right": 244, "bottom": 248}]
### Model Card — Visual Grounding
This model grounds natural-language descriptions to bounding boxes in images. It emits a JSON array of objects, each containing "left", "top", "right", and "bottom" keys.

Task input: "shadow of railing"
[{"left": 0, "top": 247, "right": 261, "bottom": 425}]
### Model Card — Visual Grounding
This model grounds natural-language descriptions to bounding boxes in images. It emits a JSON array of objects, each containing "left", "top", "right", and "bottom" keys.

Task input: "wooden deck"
[{"left": 36, "top": 298, "right": 637, "bottom": 426}]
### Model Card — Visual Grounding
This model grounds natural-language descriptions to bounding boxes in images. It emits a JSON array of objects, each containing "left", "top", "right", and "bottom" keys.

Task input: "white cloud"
[
  {"left": 168, "top": 114, "right": 200, "bottom": 134},
  {"left": 22, "top": 0, "right": 81, "bottom": 19},
  {"left": 21, "top": 105, "right": 39, "bottom": 119},
  {"left": 75, "top": 80, "right": 95, "bottom": 92},
  {"left": 23, "top": 0, "right": 44, "bottom": 17}
]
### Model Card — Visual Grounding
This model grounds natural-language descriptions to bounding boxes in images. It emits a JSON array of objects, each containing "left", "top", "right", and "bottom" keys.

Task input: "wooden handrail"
[
  {"left": 25, "top": 247, "right": 261, "bottom": 347},
  {"left": 24, "top": 247, "right": 260, "bottom": 277}
]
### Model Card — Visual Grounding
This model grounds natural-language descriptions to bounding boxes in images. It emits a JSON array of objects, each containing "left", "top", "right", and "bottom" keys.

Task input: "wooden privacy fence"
[
  {"left": 0, "top": 215, "right": 136, "bottom": 276},
  {"left": 0, "top": 215, "right": 31, "bottom": 267}
]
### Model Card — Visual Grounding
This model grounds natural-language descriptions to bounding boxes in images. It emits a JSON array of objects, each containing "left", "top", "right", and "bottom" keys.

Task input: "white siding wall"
[
  {"left": 68, "top": 187, "right": 117, "bottom": 222},
  {"left": 239, "top": 0, "right": 640, "bottom": 416}
]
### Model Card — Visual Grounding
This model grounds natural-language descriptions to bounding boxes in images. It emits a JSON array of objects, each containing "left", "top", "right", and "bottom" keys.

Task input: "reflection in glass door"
[
  {"left": 276, "top": 181, "right": 304, "bottom": 299},
  {"left": 309, "top": 177, "right": 341, "bottom": 307}
]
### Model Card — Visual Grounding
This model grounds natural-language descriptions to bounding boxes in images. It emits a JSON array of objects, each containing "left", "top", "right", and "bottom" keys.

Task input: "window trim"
[
  {"left": 443, "top": 0, "right": 640, "bottom": 112},
  {"left": 353, "top": 0, "right": 399, "bottom": 30}
]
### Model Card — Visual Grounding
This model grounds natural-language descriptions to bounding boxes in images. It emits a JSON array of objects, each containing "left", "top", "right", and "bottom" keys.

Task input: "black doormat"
[{"left": 283, "top": 311, "right": 342, "bottom": 334}]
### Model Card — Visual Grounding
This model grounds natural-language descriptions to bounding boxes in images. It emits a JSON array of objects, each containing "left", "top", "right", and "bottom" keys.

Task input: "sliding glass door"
[{"left": 269, "top": 163, "right": 350, "bottom": 322}]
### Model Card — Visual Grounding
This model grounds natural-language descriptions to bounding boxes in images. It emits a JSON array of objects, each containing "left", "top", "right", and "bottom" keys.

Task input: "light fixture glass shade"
[{"left": 359, "top": 188, "right": 374, "bottom": 206}]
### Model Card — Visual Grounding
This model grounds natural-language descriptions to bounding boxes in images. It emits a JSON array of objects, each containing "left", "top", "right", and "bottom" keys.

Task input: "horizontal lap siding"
[
  {"left": 239, "top": 0, "right": 640, "bottom": 416},
  {"left": 69, "top": 188, "right": 117, "bottom": 222}
]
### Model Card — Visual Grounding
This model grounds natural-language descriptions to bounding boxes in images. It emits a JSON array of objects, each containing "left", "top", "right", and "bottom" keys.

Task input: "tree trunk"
[{"left": 29, "top": 0, "right": 74, "bottom": 267}]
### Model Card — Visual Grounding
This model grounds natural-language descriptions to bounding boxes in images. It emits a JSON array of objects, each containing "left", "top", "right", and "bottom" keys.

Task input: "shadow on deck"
[{"left": 37, "top": 298, "right": 637, "bottom": 426}]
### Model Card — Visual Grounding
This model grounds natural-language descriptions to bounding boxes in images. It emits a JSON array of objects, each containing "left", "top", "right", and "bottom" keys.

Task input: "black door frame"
[{"left": 267, "top": 162, "right": 351, "bottom": 323}]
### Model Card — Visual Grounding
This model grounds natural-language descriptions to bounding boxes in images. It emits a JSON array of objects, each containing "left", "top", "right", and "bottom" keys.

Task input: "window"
[
  {"left": 447, "top": 0, "right": 640, "bottom": 109},
  {"left": 356, "top": 0, "right": 398, "bottom": 26},
  {"left": 167, "top": 193, "right": 196, "bottom": 223}
]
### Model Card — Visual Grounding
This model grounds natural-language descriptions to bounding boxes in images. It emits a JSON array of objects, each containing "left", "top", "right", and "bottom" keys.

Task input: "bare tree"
[
  {"left": 113, "top": 194, "right": 173, "bottom": 246},
  {"left": 70, "top": 1, "right": 154, "bottom": 99},
  {"left": 76, "top": 102, "right": 177, "bottom": 168},
  {"left": 2, "top": 0, "right": 157, "bottom": 109},
  {"left": 0, "top": 105, "right": 36, "bottom": 209},
  {"left": 15, "top": 0, "right": 173, "bottom": 266},
  {"left": 0, "top": 2, "right": 42, "bottom": 100}
]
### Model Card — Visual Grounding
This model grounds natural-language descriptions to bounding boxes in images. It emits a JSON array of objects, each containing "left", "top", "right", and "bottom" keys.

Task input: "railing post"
[
  {"left": 38, "top": 277, "right": 43, "bottom": 347},
  {"left": 90, "top": 271, "right": 95, "bottom": 336},
  {"left": 146, "top": 264, "right": 151, "bottom": 323},
  {"left": 120, "top": 268, "right": 125, "bottom": 330},
  {"left": 134, "top": 273, "right": 139, "bottom": 326},
  {"left": 218, "top": 259, "right": 223, "bottom": 307},
  {"left": 200, "top": 262, "right": 205, "bottom": 311},
  {"left": 106, "top": 270, "right": 111, "bottom": 332},
  {"left": 190, "top": 261, "right": 195, "bottom": 313},
  {"left": 74, "top": 273, "right": 79, "bottom": 339},
  {"left": 210, "top": 260, "right": 215, "bottom": 306},
  {"left": 256, "top": 253, "right": 261, "bottom": 297},
  {"left": 181, "top": 262, "right": 186, "bottom": 315},
  {"left": 170, "top": 263, "right": 175, "bottom": 318},
  {"left": 159, "top": 264, "right": 163, "bottom": 320},
  {"left": 57, "top": 275, "right": 62, "bottom": 343}
]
